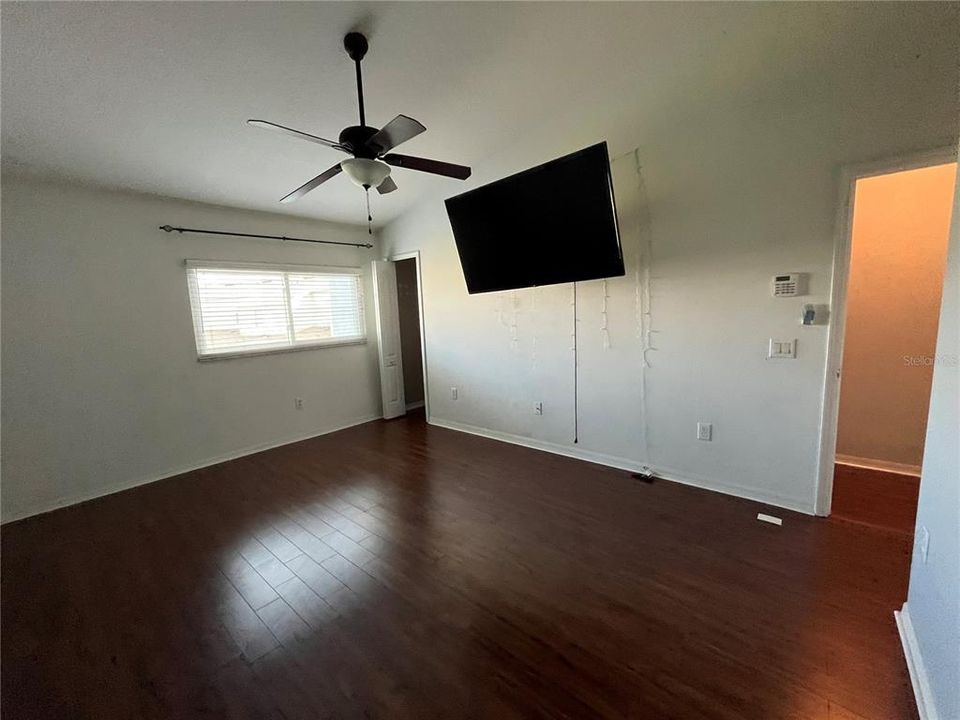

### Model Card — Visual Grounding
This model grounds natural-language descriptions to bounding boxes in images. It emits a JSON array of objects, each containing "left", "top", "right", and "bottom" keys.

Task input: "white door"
[{"left": 372, "top": 260, "right": 406, "bottom": 419}]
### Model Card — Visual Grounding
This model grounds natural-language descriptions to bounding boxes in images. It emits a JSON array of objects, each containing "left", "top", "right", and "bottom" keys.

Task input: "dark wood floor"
[
  {"left": 831, "top": 463, "right": 920, "bottom": 535},
  {"left": 2, "top": 413, "right": 917, "bottom": 719}
]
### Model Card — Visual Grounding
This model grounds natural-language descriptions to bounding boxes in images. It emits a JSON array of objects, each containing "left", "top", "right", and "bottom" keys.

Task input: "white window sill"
[{"left": 197, "top": 338, "right": 367, "bottom": 362}]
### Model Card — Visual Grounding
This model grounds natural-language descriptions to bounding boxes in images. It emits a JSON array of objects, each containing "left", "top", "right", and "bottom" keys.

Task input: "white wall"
[
  {"left": 381, "top": 7, "right": 959, "bottom": 513},
  {"left": 904, "top": 159, "right": 960, "bottom": 720},
  {"left": 1, "top": 176, "right": 382, "bottom": 523}
]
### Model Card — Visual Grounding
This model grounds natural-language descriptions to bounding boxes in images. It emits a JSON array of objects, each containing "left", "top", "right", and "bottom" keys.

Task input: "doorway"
[
  {"left": 818, "top": 153, "right": 956, "bottom": 530},
  {"left": 371, "top": 253, "right": 428, "bottom": 421},
  {"left": 394, "top": 257, "right": 426, "bottom": 414}
]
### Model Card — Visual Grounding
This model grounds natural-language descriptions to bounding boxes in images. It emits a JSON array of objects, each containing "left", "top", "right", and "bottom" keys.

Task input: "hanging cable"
[
  {"left": 573, "top": 281, "right": 579, "bottom": 444},
  {"left": 632, "top": 148, "right": 654, "bottom": 466},
  {"left": 600, "top": 278, "right": 610, "bottom": 350}
]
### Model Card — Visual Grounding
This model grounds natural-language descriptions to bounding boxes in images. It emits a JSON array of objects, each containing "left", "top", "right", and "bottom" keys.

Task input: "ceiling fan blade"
[
  {"left": 279, "top": 164, "right": 343, "bottom": 203},
  {"left": 382, "top": 153, "right": 471, "bottom": 180},
  {"left": 367, "top": 115, "right": 426, "bottom": 154},
  {"left": 377, "top": 176, "right": 398, "bottom": 194},
  {"left": 248, "top": 119, "right": 348, "bottom": 152}
]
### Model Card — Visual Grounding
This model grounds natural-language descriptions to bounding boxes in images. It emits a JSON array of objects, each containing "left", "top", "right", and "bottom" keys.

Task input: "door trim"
[
  {"left": 371, "top": 260, "right": 406, "bottom": 419},
  {"left": 813, "top": 145, "right": 957, "bottom": 516},
  {"left": 389, "top": 250, "right": 430, "bottom": 423}
]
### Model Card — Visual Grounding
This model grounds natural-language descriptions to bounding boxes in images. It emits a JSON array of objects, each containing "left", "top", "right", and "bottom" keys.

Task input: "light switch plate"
[{"left": 768, "top": 338, "right": 797, "bottom": 359}]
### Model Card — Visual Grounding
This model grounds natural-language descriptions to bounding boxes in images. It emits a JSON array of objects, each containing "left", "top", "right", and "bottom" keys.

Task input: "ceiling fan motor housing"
[{"left": 339, "top": 125, "right": 381, "bottom": 158}]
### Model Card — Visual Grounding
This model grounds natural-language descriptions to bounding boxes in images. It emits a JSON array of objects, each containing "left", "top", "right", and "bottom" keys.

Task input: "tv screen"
[{"left": 445, "top": 142, "right": 624, "bottom": 294}]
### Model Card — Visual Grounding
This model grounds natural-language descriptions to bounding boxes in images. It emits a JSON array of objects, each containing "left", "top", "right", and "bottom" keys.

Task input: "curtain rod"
[{"left": 158, "top": 225, "right": 374, "bottom": 249}]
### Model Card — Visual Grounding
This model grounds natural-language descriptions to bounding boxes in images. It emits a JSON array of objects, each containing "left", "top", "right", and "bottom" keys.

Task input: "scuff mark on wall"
[{"left": 495, "top": 293, "right": 508, "bottom": 329}]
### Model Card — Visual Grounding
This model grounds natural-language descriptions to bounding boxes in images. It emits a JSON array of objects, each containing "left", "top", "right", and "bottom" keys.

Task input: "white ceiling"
[{"left": 2, "top": 2, "right": 957, "bottom": 228}]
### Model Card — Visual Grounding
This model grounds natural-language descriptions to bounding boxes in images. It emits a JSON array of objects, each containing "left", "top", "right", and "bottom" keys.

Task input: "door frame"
[
  {"left": 389, "top": 250, "right": 431, "bottom": 422},
  {"left": 813, "top": 145, "right": 957, "bottom": 516},
  {"left": 371, "top": 260, "right": 406, "bottom": 419}
]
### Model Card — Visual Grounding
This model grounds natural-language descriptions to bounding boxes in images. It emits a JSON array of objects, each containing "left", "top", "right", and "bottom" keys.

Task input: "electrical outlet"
[
  {"left": 697, "top": 422, "right": 712, "bottom": 441},
  {"left": 294, "top": 398, "right": 304, "bottom": 410},
  {"left": 918, "top": 526, "right": 930, "bottom": 563},
  {"left": 451, "top": 387, "right": 458, "bottom": 400},
  {"left": 534, "top": 402, "right": 543, "bottom": 416}
]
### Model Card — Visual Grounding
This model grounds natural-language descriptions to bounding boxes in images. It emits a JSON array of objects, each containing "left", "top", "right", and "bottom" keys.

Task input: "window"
[{"left": 185, "top": 261, "right": 365, "bottom": 359}]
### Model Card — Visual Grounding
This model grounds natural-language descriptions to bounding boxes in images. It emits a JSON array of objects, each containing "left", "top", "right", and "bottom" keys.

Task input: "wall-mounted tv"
[{"left": 445, "top": 142, "right": 623, "bottom": 294}]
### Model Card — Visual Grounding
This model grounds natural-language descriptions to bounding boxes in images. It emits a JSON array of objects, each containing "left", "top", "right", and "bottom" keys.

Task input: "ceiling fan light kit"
[
  {"left": 340, "top": 157, "right": 391, "bottom": 190},
  {"left": 248, "top": 31, "right": 471, "bottom": 230}
]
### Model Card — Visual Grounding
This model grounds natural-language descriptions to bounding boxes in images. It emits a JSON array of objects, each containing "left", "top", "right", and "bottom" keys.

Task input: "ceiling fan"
[{"left": 248, "top": 31, "right": 471, "bottom": 212}]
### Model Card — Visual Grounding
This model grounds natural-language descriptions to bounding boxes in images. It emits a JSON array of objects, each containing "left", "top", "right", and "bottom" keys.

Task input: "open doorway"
[
  {"left": 394, "top": 257, "right": 426, "bottom": 416},
  {"left": 371, "top": 254, "right": 428, "bottom": 421},
  {"left": 823, "top": 157, "right": 956, "bottom": 531}
]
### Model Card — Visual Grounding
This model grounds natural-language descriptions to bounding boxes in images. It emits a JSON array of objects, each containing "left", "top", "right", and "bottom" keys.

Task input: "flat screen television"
[{"left": 445, "top": 142, "right": 623, "bottom": 294}]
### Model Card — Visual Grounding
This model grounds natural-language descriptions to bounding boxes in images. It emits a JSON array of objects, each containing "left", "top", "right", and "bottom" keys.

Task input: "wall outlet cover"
[{"left": 697, "top": 422, "right": 713, "bottom": 441}]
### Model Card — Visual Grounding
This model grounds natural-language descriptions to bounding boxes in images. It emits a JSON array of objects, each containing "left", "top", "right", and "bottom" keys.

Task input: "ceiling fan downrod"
[{"left": 344, "top": 32, "right": 368, "bottom": 127}]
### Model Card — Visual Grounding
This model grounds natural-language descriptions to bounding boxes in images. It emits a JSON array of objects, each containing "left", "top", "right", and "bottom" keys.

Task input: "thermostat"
[{"left": 772, "top": 273, "right": 806, "bottom": 297}]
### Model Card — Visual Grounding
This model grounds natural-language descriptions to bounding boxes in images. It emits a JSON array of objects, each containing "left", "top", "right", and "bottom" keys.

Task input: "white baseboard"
[
  {"left": 405, "top": 401, "right": 425, "bottom": 411},
  {"left": 1, "top": 413, "right": 383, "bottom": 525},
  {"left": 429, "top": 417, "right": 813, "bottom": 515},
  {"left": 895, "top": 602, "right": 939, "bottom": 720},
  {"left": 835, "top": 454, "right": 921, "bottom": 477}
]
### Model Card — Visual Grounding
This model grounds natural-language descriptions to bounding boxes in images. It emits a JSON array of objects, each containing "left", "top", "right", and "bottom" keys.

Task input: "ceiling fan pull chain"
[{"left": 366, "top": 188, "right": 373, "bottom": 235}]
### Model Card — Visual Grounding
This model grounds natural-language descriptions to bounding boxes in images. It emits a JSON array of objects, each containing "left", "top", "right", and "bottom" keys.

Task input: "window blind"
[{"left": 185, "top": 262, "right": 365, "bottom": 358}]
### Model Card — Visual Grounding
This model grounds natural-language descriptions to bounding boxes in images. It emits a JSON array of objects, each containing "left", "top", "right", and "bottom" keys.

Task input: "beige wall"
[
  {"left": 396, "top": 259, "right": 424, "bottom": 406},
  {"left": 836, "top": 162, "right": 956, "bottom": 469}
]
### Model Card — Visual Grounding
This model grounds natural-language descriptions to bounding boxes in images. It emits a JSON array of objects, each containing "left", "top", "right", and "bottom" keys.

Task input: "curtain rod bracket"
[{"left": 158, "top": 225, "right": 374, "bottom": 249}]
